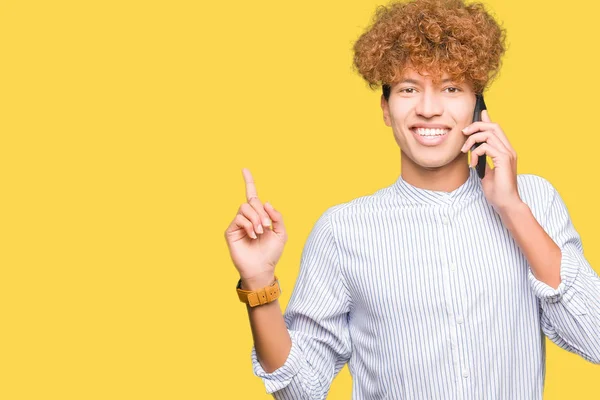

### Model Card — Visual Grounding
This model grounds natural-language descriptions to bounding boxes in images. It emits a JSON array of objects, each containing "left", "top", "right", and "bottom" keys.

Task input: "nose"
[{"left": 415, "top": 90, "right": 443, "bottom": 118}]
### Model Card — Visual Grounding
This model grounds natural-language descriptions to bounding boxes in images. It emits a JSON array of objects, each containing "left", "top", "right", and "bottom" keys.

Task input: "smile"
[
  {"left": 410, "top": 127, "right": 451, "bottom": 146},
  {"left": 413, "top": 128, "right": 450, "bottom": 136}
]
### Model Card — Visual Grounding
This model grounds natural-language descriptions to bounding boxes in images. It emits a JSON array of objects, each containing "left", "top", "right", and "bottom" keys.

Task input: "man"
[{"left": 223, "top": 0, "right": 600, "bottom": 398}]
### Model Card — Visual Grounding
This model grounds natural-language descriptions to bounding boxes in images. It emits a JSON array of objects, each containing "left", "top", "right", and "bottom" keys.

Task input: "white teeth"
[{"left": 413, "top": 128, "right": 450, "bottom": 136}]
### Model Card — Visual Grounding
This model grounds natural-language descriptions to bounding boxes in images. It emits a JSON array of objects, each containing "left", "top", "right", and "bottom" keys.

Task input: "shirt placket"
[{"left": 438, "top": 199, "right": 470, "bottom": 400}]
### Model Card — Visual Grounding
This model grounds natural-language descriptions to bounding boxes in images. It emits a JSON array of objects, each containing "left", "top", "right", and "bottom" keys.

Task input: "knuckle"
[
  {"left": 249, "top": 198, "right": 266, "bottom": 214},
  {"left": 248, "top": 215, "right": 260, "bottom": 226},
  {"left": 241, "top": 203, "right": 259, "bottom": 221},
  {"left": 249, "top": 199, "right": 268, "bottom": 216},
  {"left": 237, "top": 213, "right": 252, "bottom": 227},
  {"left": 249, "top": 196, "right": 262, "bottom": 206},
  {"left": 236, "top": 215, "right": 248, "bottom": 227}
]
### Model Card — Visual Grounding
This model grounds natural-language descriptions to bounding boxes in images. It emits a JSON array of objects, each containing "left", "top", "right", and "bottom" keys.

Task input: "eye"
[
  {"left": 445, "top": 86, "right": 461, "bottom": 93},
  {"left": 399, "top": 88, "right": 416, "bottom": 94}
]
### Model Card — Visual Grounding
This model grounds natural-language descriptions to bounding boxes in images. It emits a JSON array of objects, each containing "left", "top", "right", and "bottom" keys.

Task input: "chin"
[
  {"left": 413, "top": 154, "right": 460, "bottom": 170},
  {"left": 416, "top": 155, "right": 450, "bottom": 167},
  {"left": 419, "top": 163, "right": 447, "bottom": 171}
]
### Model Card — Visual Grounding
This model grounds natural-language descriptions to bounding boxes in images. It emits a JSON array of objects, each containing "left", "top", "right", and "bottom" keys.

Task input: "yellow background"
[{"left": 1, "top": 0, "right": 598, "bottom": 398}]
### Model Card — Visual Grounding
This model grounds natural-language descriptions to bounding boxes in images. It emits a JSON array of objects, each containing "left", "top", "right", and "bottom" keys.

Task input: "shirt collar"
[{"left": 392, "top": 166, "right": 482, "bottom": 206}]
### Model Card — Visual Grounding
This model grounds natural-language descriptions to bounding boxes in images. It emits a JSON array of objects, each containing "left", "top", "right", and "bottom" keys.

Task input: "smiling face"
[{"left": 381, "top": 66, "right": 477, "bottom": 173}]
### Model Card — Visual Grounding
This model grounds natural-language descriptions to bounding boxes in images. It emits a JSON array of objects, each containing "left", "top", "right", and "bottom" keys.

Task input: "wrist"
[
  {"left": 498, "top": 200, "right": 529, "bottom": 227},
  {"left": 240, "top": 271, "right": 276, "bottom": 290}
]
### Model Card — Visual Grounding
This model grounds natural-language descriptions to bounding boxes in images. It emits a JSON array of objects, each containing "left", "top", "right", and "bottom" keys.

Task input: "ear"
[{"left": 381, "top": 94, "right": 391, "bottom": 127}]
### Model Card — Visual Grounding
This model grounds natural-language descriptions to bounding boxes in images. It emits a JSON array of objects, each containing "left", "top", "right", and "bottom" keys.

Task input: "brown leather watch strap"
[{"left": 236, "top": 276, "right": 281, "bottom": 307}]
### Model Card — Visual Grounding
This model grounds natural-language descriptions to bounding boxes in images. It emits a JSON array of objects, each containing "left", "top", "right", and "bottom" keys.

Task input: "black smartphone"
[{"left": 471, "top": 93, "right": 487, "bottom": 179}]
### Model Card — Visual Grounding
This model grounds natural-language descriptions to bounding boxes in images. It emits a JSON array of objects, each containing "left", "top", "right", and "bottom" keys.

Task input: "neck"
[{"left": 400, "top": 151, "right": 471, "bottom": 193}]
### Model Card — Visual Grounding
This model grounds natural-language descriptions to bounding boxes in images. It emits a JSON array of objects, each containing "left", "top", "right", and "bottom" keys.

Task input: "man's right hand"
[{"left": 224, "top": 168, "right": 288, "bottom": 290}]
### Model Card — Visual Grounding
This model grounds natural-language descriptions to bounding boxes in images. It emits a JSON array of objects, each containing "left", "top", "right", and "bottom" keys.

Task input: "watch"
[{"left": 236, "top": 275, "right": 281, "bottom": 307}]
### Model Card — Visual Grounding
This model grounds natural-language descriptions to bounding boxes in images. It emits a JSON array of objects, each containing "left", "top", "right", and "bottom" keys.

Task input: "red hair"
[{"left": 352, "top": 0, "right": 507, "bottom": 97}]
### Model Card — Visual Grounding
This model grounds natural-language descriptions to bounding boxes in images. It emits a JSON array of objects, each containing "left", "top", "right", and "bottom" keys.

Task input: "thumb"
[
  {"left": 481, "top": 109, "right": 492, "bottom": 123},
  {"left": 264, "top": 201, "right": 285, "bottom": 235}
]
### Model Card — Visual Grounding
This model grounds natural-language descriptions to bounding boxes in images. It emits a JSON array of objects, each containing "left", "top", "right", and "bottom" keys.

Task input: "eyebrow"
[{"left": 399, "top": 78, "right": 455, "bottom": 84}]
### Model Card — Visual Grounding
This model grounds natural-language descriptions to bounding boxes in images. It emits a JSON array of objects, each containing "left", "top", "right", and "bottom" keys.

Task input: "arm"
[
  {"left": 242, "top": 273, "right": 292, "bottom": 374},
  {"left": 247, "top": 209, "right": 353, "bottom": 398},
  {"left": 499, "top": 179, "right": 600, "bottom": 364}
]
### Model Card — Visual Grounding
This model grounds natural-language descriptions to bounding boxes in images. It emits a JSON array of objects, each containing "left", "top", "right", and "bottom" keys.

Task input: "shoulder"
[
  {"left": 316, "top": 185, "right": 399, "bottom": 226},
  {"left": 516, "top": 173, "right": 556, "bottom": 198},
  {"left": 516, "top": 173, "right": 557, "bottom": 218}
]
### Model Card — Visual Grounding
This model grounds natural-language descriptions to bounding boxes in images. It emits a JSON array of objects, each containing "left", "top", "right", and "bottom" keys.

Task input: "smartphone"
[{"left": 471, "top": 93, "right": 487, "bottom": 179}]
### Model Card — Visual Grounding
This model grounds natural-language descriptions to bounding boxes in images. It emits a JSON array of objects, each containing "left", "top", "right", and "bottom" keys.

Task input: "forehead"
[
  {"left": 395, "top": 67, "right": 473, "bottom": 90},
  {"left": 399, "top": 68, "right": 451, "bottom": 83}
]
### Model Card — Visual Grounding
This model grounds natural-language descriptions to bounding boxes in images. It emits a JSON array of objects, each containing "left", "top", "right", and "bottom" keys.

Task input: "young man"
[{"left": 224, "top": 0, "right": 600, "bottom": 398}]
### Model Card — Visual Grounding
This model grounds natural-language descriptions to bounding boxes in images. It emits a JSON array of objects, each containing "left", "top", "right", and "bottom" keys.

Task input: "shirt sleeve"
[
  {"left": 249, "top": 207, "right": 353, "bottom": 399},
  {"left": 527, "top": 179, "right": 600, "bottom": 364}
]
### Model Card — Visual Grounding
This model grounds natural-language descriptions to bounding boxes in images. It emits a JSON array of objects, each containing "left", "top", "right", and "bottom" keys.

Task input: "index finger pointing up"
[{"left": 242, "top": 168, "right": 259, "bottom": 201}]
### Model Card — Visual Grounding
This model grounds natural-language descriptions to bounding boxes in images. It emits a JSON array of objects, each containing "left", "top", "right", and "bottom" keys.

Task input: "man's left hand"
[{"left": 460, "top": 109, "right": 522, "bottom": 214}]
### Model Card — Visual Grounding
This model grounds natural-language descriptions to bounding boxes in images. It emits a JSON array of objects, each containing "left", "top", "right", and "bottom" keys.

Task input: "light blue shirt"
[{"left": 250, "top": 166, "right": 600, "bottom": 399}]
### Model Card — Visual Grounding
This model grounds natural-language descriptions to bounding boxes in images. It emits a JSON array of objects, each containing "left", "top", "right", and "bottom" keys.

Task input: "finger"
[
  {"left": 461, "top": 130, "right": 510, "bottom": 154},
  {"left": 242, "top": 168, "right": 259, "bottom": 202},
  {"left": 242, "top": 168, "right": 272, "bottom": 228},
  {"left": 248, "top": 197, "right": 272, "bottom": 230},
  {"left": 470, "top": 142, "right": 509, "bottom": 168},
  {"left": 234, "top": 213, "right": 258, "bottom": 239},
  {"left": 239, "top": 203, "right": 264, "bottom": 235},
  {"left": 481, "top": 109, "right": 492, "bottom": 122},
  {"left": 463, "top": 120, "right": 515, "bottom": 157},
  {"left": 481, "top": 110, "right": 516, "bottom": 157},
  {"left": 462, "top": 122, "right": 499, "bottom": 138},
  {"left": 264, "top": 201, "right": 285, "bottom": 236}
]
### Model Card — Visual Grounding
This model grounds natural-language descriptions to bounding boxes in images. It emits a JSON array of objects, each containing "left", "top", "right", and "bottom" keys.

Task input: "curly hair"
[{"left": 352, "top": 0, "right": 507, "bottom": 100}]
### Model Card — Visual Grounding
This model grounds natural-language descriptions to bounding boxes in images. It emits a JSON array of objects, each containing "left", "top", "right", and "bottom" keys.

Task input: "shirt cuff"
[
  {"left": 528, "top": 245, "right": 581, "bottom": 303},
  {"left": 251, "top": 330, "right": 306, "bottom": 394}
]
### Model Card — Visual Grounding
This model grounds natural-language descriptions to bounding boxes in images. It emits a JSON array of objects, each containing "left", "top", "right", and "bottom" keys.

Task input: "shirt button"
[
  {"left": 462, "top": 367, "right": 469, "bottom": 377},
  {"left": 457, "top": 315, "right": 464, "bottom": 324},
  {"left": 450, "top": 262, "right": 456, "bottom": 271},
  {"left": 442, "top": 216, "right": 449, "bottom": 225}
]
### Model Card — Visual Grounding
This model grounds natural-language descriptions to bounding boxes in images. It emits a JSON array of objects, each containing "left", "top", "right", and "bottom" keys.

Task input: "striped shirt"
[{"left": 250, "top": 166, "right": 600, "bottom": 399}]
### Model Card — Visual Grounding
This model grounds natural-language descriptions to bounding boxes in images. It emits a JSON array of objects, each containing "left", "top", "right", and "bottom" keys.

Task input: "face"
[{"left": 381, "top": 67, "right": 476, "bottom": 170}]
